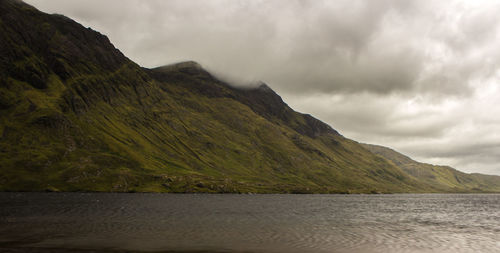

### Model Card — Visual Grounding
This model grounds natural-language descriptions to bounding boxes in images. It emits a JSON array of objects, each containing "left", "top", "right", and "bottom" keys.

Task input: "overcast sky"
[{"left": 25, "top": 0, "right": 500, "bottom": 175}]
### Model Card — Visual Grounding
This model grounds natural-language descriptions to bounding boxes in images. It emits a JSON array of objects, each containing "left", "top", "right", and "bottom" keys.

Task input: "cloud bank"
[{"left": 26, "top": 0, "right": 500, "bottom": 175}]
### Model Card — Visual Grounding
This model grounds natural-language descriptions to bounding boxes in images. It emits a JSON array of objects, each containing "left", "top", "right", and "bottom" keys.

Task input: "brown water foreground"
[
  {"left": 0, "top": 247, "right": 230, "bottom": 253},
  {"left": 0, "top": 241, "right": 238, "bottom": 253},
  {"left": 1, "top": 193, "right": 499, "bottom": 253},
  {"left": 0, "top": 248, "right": 232, "bottom": 253}
]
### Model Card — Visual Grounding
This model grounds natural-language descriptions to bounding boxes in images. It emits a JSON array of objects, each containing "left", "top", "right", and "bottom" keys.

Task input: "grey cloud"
[
  {"left": 27, "top": 0, "right": 499, "bottom": 96},
  {"left": 26, "top": 0, "right": 428, "bottom": 94},
  {"left": 24, "top": 0, "right": 500, "bottom": 175},
  {"left": 403, "top": 141, "right": 500, "bottom": 175},
  {"left": 26, "top": 0, "right": 500, "bottom": 96},
  {"left": 409, "top": 141, "right": 500, "bottom": 160}
]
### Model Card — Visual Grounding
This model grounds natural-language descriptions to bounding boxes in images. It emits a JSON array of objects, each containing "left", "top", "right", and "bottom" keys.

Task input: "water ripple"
[{"left": 0, "top": 193, "right": 499, "bottom": 253}]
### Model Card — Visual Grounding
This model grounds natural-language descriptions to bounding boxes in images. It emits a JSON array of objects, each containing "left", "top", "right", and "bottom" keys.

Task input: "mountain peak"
[
  {"left": 0, "top": 0, "right": 129, "bottom": 85},
  {"left": 175, "top": 61, "right": 202, "bottom": 68},
  {"left": 153, "top": 61, "right": 202, "bottom": 72},
  {"left": 257, "top": 82, "right": 274, "bottom": 93}
]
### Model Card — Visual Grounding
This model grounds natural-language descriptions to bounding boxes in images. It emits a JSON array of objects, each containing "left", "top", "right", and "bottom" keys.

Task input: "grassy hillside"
[
  {"left": 0, "top": 0, "right": 498, "bottom": 193},
  {"left": 362, "top": 144, "right": 500, "bottom": 192}
]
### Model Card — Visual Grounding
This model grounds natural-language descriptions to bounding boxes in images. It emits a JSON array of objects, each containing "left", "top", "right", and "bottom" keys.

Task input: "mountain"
[
  {"left": 0, "top": 0, "right": 498, "bottom": 193},
  {"left": 362, "top": 144, "right": 500, "bottom": 192}
]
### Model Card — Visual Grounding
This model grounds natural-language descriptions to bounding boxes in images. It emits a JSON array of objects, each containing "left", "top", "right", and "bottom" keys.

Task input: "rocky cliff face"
[
  {"left": 0, "top": 0, "right": 498, "bottom": 193},
  {"left": 0, "top": 0, "right": 128, "bottom": 84},
  {"left": 150, "top": 64, "right": 339, "bottom": 139}
]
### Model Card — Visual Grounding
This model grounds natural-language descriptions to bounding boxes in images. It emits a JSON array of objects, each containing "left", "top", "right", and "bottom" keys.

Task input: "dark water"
[{"left": 0, "top": 193, "right": 499, "bottom": 253}]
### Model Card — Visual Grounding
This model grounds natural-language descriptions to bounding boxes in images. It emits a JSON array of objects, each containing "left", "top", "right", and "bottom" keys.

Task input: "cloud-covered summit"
[{"left": 26, "top": 0, "right": 500, "bottom": 175}]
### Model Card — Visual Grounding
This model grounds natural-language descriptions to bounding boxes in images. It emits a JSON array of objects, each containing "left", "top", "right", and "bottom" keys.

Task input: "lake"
[{"left": 0, "top": 193, "right": 499, "bottom": 253}]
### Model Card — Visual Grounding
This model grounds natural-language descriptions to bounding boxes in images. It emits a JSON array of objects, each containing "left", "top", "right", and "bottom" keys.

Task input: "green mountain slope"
[
  {"left": 362, "top": 144, "right": 500, "bottom": 192},
  {"left": 0, "top": 0, "right": 498, "bottom": 193}
]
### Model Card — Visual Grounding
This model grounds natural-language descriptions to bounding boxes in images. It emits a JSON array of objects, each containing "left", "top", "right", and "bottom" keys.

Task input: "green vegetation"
[{"left": 0, "top": 0, "right": 498, "bottom": 193}]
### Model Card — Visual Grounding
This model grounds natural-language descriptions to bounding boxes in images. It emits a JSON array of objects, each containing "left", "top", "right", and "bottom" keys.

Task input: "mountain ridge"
[
  {"left": 0, "top": 0, "right": 498, "bottom": 193},
  {"left": 361, "top": 143, "right": 500, "bottom": 192}
]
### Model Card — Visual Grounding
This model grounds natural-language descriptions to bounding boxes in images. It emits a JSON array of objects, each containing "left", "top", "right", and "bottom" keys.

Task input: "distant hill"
[
  {"left": 361, "top": 144, "right": 500, "bottom": 192},
  {"left": 0, "top": 0, "right": 498, "bottom": 193}
]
